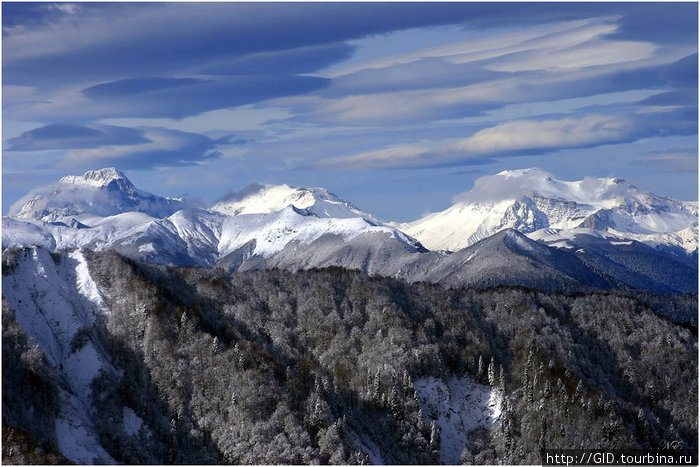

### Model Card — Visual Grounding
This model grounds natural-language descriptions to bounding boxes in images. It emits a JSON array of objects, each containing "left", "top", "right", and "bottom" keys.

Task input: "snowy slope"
[
  {"left": 217, "top": 206, "right": 410, "bottom": 258},
  {"left": 2, "top": 247, "right": 116, "bottom": 463},
  {"left": 212, "top": 182, "right": 380, "bottom": 222},
  {"left": 2, "top": 217, "right": 57, "bottom": 250},
  {"left": 414, "top": 376, "right": 501, "bottom": 464},
  {"left": 401, "top": 168, "right": 697, "bottom": 252}
]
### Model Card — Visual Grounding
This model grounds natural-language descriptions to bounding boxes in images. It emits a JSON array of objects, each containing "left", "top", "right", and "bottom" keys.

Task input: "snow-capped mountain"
[
  {"left": 4, "top": 169, "right": 419, "bottom": 269},
  {"left": 3, "top": 167, "right": 697, "bottom": 294},
  {"left": 11, "top": 167, "right": 185, "bottom": 223},
  {"left": 212, "top": 182, "right": 380, "bottom": 223},
  {"left": 401, "top": 168, "right": 698, "bottom": 252}
]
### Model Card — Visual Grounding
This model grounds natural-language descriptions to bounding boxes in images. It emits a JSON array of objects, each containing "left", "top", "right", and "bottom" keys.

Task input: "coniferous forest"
[{"left": 3, "top": 247, "right": 697, "bottom": 464}]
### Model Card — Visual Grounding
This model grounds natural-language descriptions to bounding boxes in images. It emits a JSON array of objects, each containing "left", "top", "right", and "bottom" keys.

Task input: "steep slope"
[
  {"left": 415, "top": 229, "right": 616, "bottom": 291},
  {"left": 11, "top": 168, "right": 184, "bottom": 223},
  {"left": 548, "top": 233, "right": 698, "bottom": 293},
  {"left": 2, "top": 247, "right": 116, "bottom": 464},
  {"left": 402, "top": 168, "right": 697, "bottom": 252},
  {"left": 414, "top": 376, "right": 501, "bottom": 464}
]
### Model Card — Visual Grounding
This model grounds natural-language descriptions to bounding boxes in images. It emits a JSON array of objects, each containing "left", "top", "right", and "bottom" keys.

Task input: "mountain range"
[
  {"left": 3, "top": 167, "right": 698, "bottom": 294},
  {"left": 2, "top": 167, "right": 698, "bottom": 465}
]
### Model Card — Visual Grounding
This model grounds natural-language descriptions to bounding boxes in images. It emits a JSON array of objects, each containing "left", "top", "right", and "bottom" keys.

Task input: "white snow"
[
  {"left": 212, "top": 183, "right": 380, "bottom": 222},
  {"left": 4, "top": 248, "right": 82, "bottom": 365},
  {"left": 414, "top": 375, "right": 501, "bottom": 464},
  {"left": 12, "top": 167, "right": 183, "bottom": 222},
  {"left": 55, "top": 390, "right": 115, "bottom": 464},
  {"left": 59, "top": 167, "right": 128, "bottom": 188},
  {"left": 610, "top": 240, "right": 633, "bottom": 245},
  {"left": 2, "top": 246, "right": 110, "bottom": 372},
  {"left": 138, "top": 243, "right": 156, "bottom": 253},
  {"left": 549, "top": 240, "right": 574, "bottom": 249},
  {"left": 504, "top": 229, "right": 551, "bottom": 255},
  {"left": 217, "top": 206, "right": 406, "bottom": 258},
  {"left": 4, "top": 166, "right": 697, "bottom": 266},
  {"left": 402, "top": 168, "right": 698, "bottom": 252},
  {"left": 4, "top": 169, "right": 421, "bottom": 266},
  {"left": 63, "top": 342, "right": 104, "bottom": 397},
  {"left": 68, "top": 249, "right": 106, "bottom": 312},
  {"left": 2, "top": 217, "right": 56, "bottom": 250}
]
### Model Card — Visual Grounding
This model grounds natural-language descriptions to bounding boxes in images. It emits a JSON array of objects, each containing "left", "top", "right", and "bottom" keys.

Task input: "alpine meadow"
[{"left": 2, "top": 2, "right": 698, "bottom": 465}]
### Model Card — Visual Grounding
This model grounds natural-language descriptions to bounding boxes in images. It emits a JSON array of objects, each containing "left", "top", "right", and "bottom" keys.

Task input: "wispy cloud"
[
  {"left": 44, "top": 127, "right": 223, "bottom": 170},
  {"left": 7, "top": 75, "right": 330, "bottom": 122},
  {"left": 635, "top": 146, "right": 699, "bottom": 173},
  {"left": 279, "top": 20, "right": 688, "bottom": 126},
  {"left": 454, "top": 115, "right": 636, "bottom": 154},
  {"left": 310, "top": 114, "right": 645, "bottom": 170},
  {"left": 2, "top": 3, "right": 696, "bottom": 216},
  {"left": 637, "top": 154, "right": 698, "bottom": 173},
  {"left": 7, "top": 123, "right": 150, "bottom": 150}
]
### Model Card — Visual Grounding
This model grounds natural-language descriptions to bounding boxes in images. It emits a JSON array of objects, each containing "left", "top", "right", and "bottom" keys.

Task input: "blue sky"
[{"left": 3, "top": 2, "right": 697, "bottom": 221}]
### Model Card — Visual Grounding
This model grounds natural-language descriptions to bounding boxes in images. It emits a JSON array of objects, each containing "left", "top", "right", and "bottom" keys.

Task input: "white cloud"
[
  {"left": 276, "top": 16, "right": 688, "bottom": 126},
  {"left": 323, "top": 18, "right": 616, "bottom": 78},
  {"left": 311, "top": 114, "right": 639, "bottom": 170},
  {"left": 278, "top": 54, "right": 681, "bottom": 126},
  {"left": 454, "top": 115, "right": 635, "bottom": 154},
  {"left": 312, "top": 145, "right": 433, "bottom": 170}
]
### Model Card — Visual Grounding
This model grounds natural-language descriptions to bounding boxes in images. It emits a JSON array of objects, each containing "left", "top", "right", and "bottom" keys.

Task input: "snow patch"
[
  {"left": 212, "top": 183, "right": 379, "bottom": 223},
  {"left": 55, "top": 390, "right": 115, "bottom": 464},
  {"left": 122, "top": 407, "right": 144, "bottom": 436},
  {"left": 60, "top": 167, "right": 128, "bottom": 188},
  {"left": 414, "top": 375, "right": 501, "bottom": 464},
  {"left": 138, "top": 243, "right": 156, "bottom": 253},
  {"left": 549, "top": 241, "right": 574, "bottom": 249},
  {"left": 64, "top": 342, "right": 104, "bottom": 398},
  {"left": 217, "top": 207, "right": 406, "bottom": 258},
  {"left": 68, "top": 249, "right": 106, "bottom": 313},
  {"left": 3, "top": 247, "right": 117, "bottom": 463},
  {"left": 355, "top": 433, "right": 384, "bottom": 465}
]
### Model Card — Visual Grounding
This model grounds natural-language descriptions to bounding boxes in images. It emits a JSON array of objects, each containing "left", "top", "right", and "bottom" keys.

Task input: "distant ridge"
[{"left": 3, "top": 167, "right": 697, "bottom": 294}]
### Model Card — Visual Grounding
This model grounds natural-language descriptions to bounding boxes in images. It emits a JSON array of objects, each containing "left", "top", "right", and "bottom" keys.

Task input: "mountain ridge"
[
  {"left": 401, "top": 168, "right": 697, "bottom": 252},
  {"left": 3, "top": 167, "right": 697, "bottom": 294}
]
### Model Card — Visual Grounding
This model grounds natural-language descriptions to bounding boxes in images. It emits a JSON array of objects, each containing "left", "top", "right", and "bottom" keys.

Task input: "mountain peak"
[
  {"left": 11, "top": 167, "right": 181, "bottom": 222},
  {"left": 496, "top": 167, "right": 554, "bottom": 179},
  {"left": 211, "top": 183, "right": 378, "bottom": 222},
  {"left": 59, "top": 167, "right": 131, "bottom": 188}
]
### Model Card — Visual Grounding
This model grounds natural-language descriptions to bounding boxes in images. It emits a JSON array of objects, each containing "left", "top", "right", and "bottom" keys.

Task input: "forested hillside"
[{"left": 2, "top": 247, "right": 697, "bottom": 464}]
